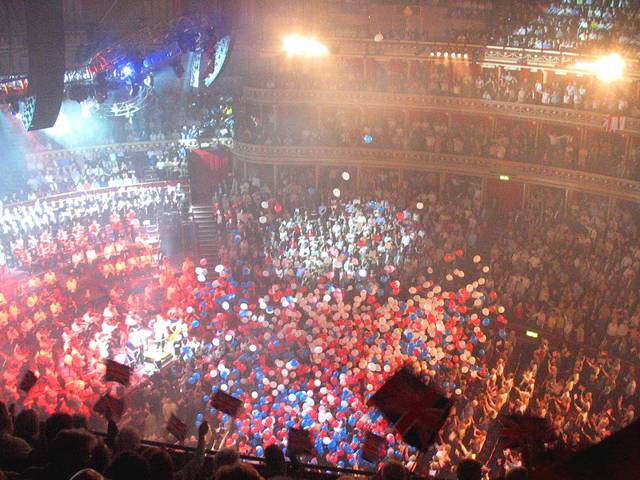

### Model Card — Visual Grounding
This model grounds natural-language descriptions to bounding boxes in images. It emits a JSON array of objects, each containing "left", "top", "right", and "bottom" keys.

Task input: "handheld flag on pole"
[
  {"left": 18, "top": 370, "right": 38, "bottom": 393},
  {"left": 361, "top": 432, "right": 386, "bottom": 464},
  {"left": 211, "top": 390, "right": 242, "bottom": 417},
  {"left": 104, "top": 359, "right": 131, "bottom": 386},
  {"left": 94, "top": 395, "right": 125, "bottom": 419},
  {"left": 367, "top": 368, "right": 452, "bottom": 452},
  {"left": 499, "top": 414, "right": 555, "bottom": 449},
  {"left": 287, "top": 428, "right": 314, "bottom": 456},
  {"left": 167, "top": 414, "right": 188, "bottom": 442}
]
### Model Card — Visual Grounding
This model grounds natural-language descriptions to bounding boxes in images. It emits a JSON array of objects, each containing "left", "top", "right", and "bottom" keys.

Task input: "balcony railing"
[
  {"left": 233, "top": 142, "right": 640, "bottom": 202},
  {"left": 242, "top": 87, "right": 640, "bottom": 135},
  {"left": 25, "top": 138, "right": 233, "bottom": 162}
]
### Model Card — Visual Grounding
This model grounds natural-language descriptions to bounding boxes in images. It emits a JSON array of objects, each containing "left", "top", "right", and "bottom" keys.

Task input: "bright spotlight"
[
  {"left": 116, "top": 62, "right": 137, "bottom": 81},
  {"left": 575, "top": 53, "right": 625, "bottom": 82},
  {"left": 282, "top": 34, "right": 329, "bottom": 57},
  {"left": 121, "top": 65, "right": 134, "bottom": 77}
]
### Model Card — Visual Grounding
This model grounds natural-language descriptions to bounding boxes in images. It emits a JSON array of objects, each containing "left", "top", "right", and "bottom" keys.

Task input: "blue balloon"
[
  {"left": 256, "top": 446, "right": 264, "bottom": 457},
  {"left": 188, "top": 377, "right": 196, "bottom": 385},
  {"left": 363, "top": 134, "right": 373, "bottom": 144},
  {"left": 203, "top": 395, "right": 210, "bottom": 402},
  {"left": 196, "top": 413, "right": 204, "bottom": 422},
  {"left": 192, "top": 320, "right": 200, "bottom": 328}
]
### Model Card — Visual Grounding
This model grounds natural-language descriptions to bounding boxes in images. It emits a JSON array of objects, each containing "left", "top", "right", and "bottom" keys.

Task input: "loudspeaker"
[{"left": 25, "top": 0, "right": 65, "bottom": 130}]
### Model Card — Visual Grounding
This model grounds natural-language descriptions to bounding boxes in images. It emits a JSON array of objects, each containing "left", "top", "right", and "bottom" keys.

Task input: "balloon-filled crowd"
[{"left": 1, "top": 170, "right": 639, "bottom": 478}]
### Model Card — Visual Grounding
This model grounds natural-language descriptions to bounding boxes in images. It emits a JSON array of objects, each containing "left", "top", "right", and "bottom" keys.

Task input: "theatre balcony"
[{"left": 232, "top": 141, "right": 640, "bottom": 204}]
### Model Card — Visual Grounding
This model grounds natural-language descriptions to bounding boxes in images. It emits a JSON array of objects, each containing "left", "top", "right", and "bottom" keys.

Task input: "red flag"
[
  {"left": 18, "top": 370, "right": 38, "bottom": 393},
  {"left": 361, "top": 432, "right": 386, "bottom": 464},
  {"left": 287, "top": 428, "right": 314, "bottom": 456},
  {"left": 367, "top": 368, "right": 452, "bottom": 452},
  {"left": 94, "top": 395, "right": 125, "bottom": 419},
  {"left": 211, "top": 390, "right": 242, "bottom": 417},
  {"left": 167, "top": 414, "right": 188, "bottom": 442},
  {"left": 104, "top": 359, "right": 131, "bottom": 386}
]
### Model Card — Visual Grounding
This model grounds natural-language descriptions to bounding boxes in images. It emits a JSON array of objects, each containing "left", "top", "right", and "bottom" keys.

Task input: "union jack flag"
[
  {"left": 18, "top": 370, "right": 38, "bottom": 393},
  {"left": 211, "top": 390, "right": 242, "bottom": 417},
  {"left": 367, "top": 368, "right": 452, "bottom": 452},
  {"left": 361, "top": 432, "right": 385, "bottom": 464},
  {"left": 94, "top": 395, "right": 125, "bottom": 419},
  {"left": 603, "top": 114, "right": 626, "bottom": 132},
  {"left": 287, "top": 428, "right": 314, "bottom": 456},
  {"left": 167, "top": 414, "right": 188, "bottom": 442},
  {"left": 104, "top": 359, "right": 131, "bottom": 386},
  {"left": 499, "top": 414, "right": 555, "bottom": 449}
]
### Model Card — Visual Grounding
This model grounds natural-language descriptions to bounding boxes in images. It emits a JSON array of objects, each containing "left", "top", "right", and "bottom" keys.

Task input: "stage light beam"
[
  {"left": 574, "top": 53, "right": 625, "bottom": 82},
  {"left": 282, "top": 34, "right": 329, "bottom": 57}
]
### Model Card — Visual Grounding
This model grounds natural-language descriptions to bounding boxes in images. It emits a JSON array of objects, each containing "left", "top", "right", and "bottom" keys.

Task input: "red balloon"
[{"left": 200, "top": 258, "right": 208, "bottom": 266}]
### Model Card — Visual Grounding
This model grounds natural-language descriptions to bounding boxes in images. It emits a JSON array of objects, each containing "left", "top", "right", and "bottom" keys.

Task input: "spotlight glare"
[
  {"left": 575, "top": 53, "right": 625, "bottom": 82},
  {"left": 282, "top": 34, "right": 329, "bottom": 57},
  {"left": 121, "top": 65, "right": 134, "bottom": 77}
]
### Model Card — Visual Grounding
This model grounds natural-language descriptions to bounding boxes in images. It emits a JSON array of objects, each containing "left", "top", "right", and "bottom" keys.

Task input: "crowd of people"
[
  {"left": 238, "top": 106, "right": 636, "bottom": 180},
  {"left": 490, "top": 0, "right": 640, "bottom": 53},
  {"left": 0, "top": 164, "right": 638, "bottom": 479},
  {"left": 327, "top": 0, "right": 640, "bottom": 54},
  {"left": 1, "top": 401, "right": 523, "bottom": 480},
  {"left": 0, "top": 143, "right": 190, "bottom": 206},
  {"left": 0, "top": 183, "right": 187, "bottom": 273},
  {"left": 253, "top": 61, "right": 639, "bottom": 118},
  {"left": 1, "top": 2, "right": 639, "bottom": 479}
]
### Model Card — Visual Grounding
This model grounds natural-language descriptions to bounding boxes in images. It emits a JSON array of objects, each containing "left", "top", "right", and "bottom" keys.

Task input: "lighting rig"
[{"left": 1, "top": 14, "right": 231, "bottom": 125}]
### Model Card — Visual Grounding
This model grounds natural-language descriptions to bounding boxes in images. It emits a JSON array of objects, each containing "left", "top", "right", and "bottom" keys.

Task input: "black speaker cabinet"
[{"left": 25, "top": 0, "right": 65, "bottom": 130}]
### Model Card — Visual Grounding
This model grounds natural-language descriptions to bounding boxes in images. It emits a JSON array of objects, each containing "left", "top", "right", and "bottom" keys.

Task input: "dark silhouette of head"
[
  {"left": 457, "top": 459, "right": 482, "bottom": 480},
  {"left": 48, "top": 429, "right": 97, "bottom": 480},
  {"left": 215, "top": 462, "right": 263, "bottom": 480},
  {"left": 14, "top": 409, "right": 39, "bottom": 443},
  {"left": 142, "top": 446, "right": 174, "bottom": 480},
  {"left": 264, "top": 444, "right": 286, "bottom": 477},
  {"left": 107, "top": 451, "right": 150, "bottom": 480},
  {"left": 380, "top": 460, "right": 408, "bottom": 480},
  {"left": 506, "top": 466, "right": 529, "bottom": 480},
  {"left": 213, "top": 447, "right": 240, "bottom": 472},
  {"left": 45, "top": 413, "right": 73, "bottom": 443}
]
